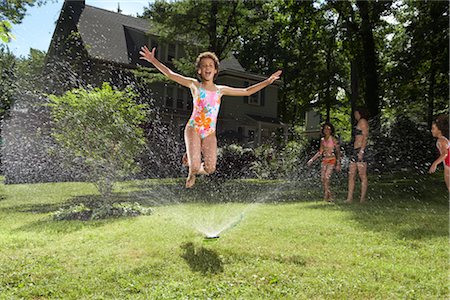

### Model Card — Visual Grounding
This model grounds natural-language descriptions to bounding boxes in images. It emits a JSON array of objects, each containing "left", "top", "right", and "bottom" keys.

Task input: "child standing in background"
[
  {"left": 307, "top": 122, "right": 341, "bottom": 202},
  {"left": 429, "top": 114, "right": 450, "bottom": 191}
]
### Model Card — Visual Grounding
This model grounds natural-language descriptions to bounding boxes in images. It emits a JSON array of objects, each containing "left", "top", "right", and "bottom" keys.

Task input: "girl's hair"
[
  {"left": 195, "top": 52, "right": 220, "bottom": 80},
  {"left": 355, "top": 107, "right": 370, "bottom": 120},
  {"left": 434, "top": 114, "right": 449, "bottom": 138},
  {"left": 321, "top": 122, "right": 335, "bottom": 136}
]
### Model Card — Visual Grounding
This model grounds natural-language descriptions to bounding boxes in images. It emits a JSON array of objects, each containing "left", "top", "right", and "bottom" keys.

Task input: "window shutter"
[
  {"left": 260, "top": 89, "right": 265, "bottom": 106},
  {"left": 243, "top": 81, "right": 249, "bottom": 104}
]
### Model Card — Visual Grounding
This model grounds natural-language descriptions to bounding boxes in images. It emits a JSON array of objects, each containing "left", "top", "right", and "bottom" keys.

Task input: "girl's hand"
[
  {"left": 139, "top": 46, "right": 156, "bottom": 64},
  {"left": 307, "top": 159, "right": 313, "bottom": 167},
  {"left": 429, "top": 163, "right": 437, "bottom": 174},
  {"left": 336, "top": 163, "right": 341, "bottom": 172},
  {"left": 268, "top": 70, "right": 282, "bottom": 84}
]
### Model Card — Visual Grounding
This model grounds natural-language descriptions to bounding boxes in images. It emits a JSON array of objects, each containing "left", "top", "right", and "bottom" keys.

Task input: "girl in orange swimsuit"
[
  {"left": 307, "top": 122, "right": 341, "bottom": 202},
  {"left": 140, "top": 46, "right": 282, "bottom": 188}
]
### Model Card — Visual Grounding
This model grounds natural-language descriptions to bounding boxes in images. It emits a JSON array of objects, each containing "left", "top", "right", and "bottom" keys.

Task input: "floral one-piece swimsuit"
[{"left": 187, "top": 83, "right": 222, "bottom": 139}]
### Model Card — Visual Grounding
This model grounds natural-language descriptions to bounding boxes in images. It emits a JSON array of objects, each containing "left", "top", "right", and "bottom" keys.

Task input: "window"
[
  {"left": 243, "top": 81, "right": 265, "bottom": 106},
  {"left": 168, "top": 43, "right": 176, "bottom": 62},
  {"left": 177, "top": 88, "right": 185, "bottom": 110},
  {"left": 165, "top": 86, "right": 174, "bottom": 108},
  {"left": 150, "top": 39, "right": 159, "bottom": 59},
  {"left": 248, "top": 129, "right": 255, "bottom": 142}
]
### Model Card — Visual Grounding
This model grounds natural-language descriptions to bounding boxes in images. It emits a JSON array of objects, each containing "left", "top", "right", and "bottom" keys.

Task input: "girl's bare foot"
[
  {"left": 182, "top": 153, "right": 188, "bottom": 167},
  {"left": 344, "top": 199, "right": 353, "bottom": 204},
  {"left": 185, "top": 174, "right": 196, "bottom": 188}
]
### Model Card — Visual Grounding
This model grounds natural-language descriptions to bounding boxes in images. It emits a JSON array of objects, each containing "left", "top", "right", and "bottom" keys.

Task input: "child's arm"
[
  {"left": 139, "top": 46, "right": 196, "bottom": 88},
  {"left": 220, "top": 70, "right": 282, "bottom": 96},
  {"left": 429, "top": 138, "right": 448, "bottom": 173},
  {"left": 307, "top": 141, "right": 323, "bottom": 167}
]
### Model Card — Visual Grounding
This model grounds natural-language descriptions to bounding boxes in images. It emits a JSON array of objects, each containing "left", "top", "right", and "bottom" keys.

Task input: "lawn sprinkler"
[{"left": 204, "top": 235, "right": 220, "bottom": 241}]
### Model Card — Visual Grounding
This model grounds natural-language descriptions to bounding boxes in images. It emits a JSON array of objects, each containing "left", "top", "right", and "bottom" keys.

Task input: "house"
[
  {"left": 44, "top": 0, "right": 287, "bottom": 147},
  {"left": 2, "top": 0, "right": 290, "bottom": 183}
]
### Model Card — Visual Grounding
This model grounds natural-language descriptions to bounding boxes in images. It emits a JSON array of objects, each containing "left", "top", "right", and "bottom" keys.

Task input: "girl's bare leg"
[
  {"left": 320, "top": 164, "right": 328, "bottom": 200},
  {"left": 444, "top": 166, "right": 450, "bottom": 192},
  {"left": 346, "top": 163, "right": 357, "bottom": 203},
  {"left": 184, "top": 126, "right": 202, "bottom": 188},
  {"left": 324, "top": 165, "right": 335, "bottom": 201},
  {"left": 357, "top": 162, "right": 368, "bottom": 202},
  {"left": 201, "top": 133, "right": 217, "bottom": 175}
]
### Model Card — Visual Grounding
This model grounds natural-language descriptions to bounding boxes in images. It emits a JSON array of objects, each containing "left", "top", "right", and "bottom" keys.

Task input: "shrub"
[
  {"left": 52, "top": 202, "right": 153, "bottom": 221},
  {"left": 48, "top": 83, "right": 149, "bottom": 196}
]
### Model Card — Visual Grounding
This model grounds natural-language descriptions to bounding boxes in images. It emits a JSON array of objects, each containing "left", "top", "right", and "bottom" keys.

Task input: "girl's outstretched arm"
[
  {"left": 307, "top": 141, "right": 323, "bottom": 167},
  {"left": 220, "top": 70, "right": 282, "bottom": 97},
  {"left": 139, "top": 46, "right": 196, "bottom": 88}
]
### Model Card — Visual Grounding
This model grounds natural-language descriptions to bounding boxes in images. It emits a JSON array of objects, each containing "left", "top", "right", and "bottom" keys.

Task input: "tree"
[
  {"left": 0, "top": 46, "right": 16, "bottom": 119},
  {"left": 48, "top": 83, "right": 149, "bottom": 197},
  {"left": 0, "top": 0, "right": 47, "bottom": 43},
  {"left": 141, "top": 0, "right": 252, "bottom": 61},
  {"left": 385, "top": 0, "right": 448, "bottom": 128}
]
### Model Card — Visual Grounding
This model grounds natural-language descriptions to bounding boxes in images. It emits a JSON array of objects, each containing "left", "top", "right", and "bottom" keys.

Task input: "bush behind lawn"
[{"left": 0, "top": 173, "right": 448, "bottom": 299}]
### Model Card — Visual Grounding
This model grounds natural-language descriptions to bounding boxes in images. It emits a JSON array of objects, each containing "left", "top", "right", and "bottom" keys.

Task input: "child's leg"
[
  {"left": 345, "top": 163, "right": 357, "bottom": 203},
  {"left": 444, "top": 166, "right": 450, "bottom": 192},
  {"left": 320, "top": 164, "right": 328, "bottom": 200},
  {"left": 324, "top": 165, "right": 335, "bottom": 201},
  {"left": 184, "top": 126, "right": 202, "bottom": 188},
  {"left": 201, "top": 133, "right": 217, "bottom": 174},
  {"left": 357, "top": 162, "right": 368, "bottom": 202}
]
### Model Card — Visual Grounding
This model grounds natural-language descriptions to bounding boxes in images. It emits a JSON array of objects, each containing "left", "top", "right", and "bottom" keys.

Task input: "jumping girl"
[
  {"left": 139, "top": 46, "right": 282, "bottom": 188},
  {"left": 307, "top": 122, "right": 341, "bottom": 202},
  {"left": 429, "top": 114, "right": 450, "bottom": 191}
]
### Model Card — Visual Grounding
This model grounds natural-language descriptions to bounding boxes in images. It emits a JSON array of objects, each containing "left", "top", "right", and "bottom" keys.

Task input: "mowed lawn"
[{"left": 0, "top": 174, "right": 448, "bottom": 299}]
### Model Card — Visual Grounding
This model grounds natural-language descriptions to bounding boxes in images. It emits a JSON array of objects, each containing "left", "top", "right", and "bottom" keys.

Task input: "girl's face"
[
  {"left": 198, "top": 57, "right": 217, "bottom": 82},
  {"left": 323, "top": 125, "right": 332, "bottom": 136},
  {"left": 431, "top": 123, "right": 442, "bottom": 138},
  {"left": 354, "top": 111, "right": 361, "bottom": 121}
]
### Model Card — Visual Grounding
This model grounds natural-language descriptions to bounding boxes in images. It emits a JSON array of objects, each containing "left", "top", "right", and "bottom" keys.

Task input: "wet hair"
[
  {"left": 195, "top": 52, "right": 220, "bottom": 80},
  {"left": 321, "top": 122, "right": 335, "bottom": 136},
  {"left": 433, "top": 114, "right": 449, "bottom": 138},
  {"left": 355, "top": 107, "right": 370, "bottom": 120}
]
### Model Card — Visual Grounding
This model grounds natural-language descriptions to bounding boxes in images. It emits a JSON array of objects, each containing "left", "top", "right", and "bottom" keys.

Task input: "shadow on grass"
[
  {"left": 12, "top": 218, "right": 113, "bottom": 234},
  {"left": 307, "top": 198, "right": 449, "bottom": 240},
  {"left": 180, "top": 242, "right": 224, "bottom": 274}
]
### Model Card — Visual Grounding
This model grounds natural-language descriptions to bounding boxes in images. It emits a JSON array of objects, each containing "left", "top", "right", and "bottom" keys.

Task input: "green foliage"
[
  {"left": 0, "top": 46, "right": 16, "bottom": 119},
  {"left": 0, "top": 0, "right": 47, "bottom": 43},
  {"left": 52, "top": 202, "right": 153, "bottom": 221},
  {"left": 48, "top": 83, "right": 149, "bottom": 196}
]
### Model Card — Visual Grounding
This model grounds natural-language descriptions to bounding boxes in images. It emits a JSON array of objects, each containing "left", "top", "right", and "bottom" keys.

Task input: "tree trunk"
[
  {"left": 357, "top": 1, "right": 380, "bottom": 126},
  {"left": 208, "top": 1, "right": 218, "bottom": 54},
  {"left": 427, "top": 63, "right": 436, "bottom": 129}
]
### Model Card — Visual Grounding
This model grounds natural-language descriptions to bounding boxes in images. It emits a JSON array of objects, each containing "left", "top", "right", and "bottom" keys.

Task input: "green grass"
[{"left": 0, "top": 173, "right": 448, "bottom": 299}]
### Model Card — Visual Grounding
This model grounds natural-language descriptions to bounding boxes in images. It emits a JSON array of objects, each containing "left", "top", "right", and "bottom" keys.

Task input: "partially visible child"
[
  {"left": 429, "top": 114, "right": 450, "bottom": 191},
  {"left": 307, "top": 122, "right": 341, "bottom": 202}
]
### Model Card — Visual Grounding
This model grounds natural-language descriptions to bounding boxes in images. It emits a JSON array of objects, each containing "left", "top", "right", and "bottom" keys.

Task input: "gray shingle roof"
[
  {"left": 77, "top": 5, "right": 153, "bottom": 64},
  {"left": 76, "top": 4, "right": 246, "bottom": 72}
]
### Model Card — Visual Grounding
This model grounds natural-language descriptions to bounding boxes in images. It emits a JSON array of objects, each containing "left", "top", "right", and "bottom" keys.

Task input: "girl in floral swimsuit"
[
  {"left": 140, "top": 46, "right": 282, "bottom": 188},
  {"left": 307, "top": 122, "right": 341, "bottom": 202}
]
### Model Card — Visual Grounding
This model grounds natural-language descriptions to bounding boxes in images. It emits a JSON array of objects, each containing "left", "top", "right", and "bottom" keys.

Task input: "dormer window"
[
  {"left": 244, "top": 81, "right": 265, "bottom": 106},
  {"left": 167, "top": 43, "right": 176, "bottom": 62}
]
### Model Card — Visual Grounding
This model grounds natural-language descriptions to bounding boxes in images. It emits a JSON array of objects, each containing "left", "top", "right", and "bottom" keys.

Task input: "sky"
[{"left": 7, "top": 0, "right": 151, "bottom": 58}]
